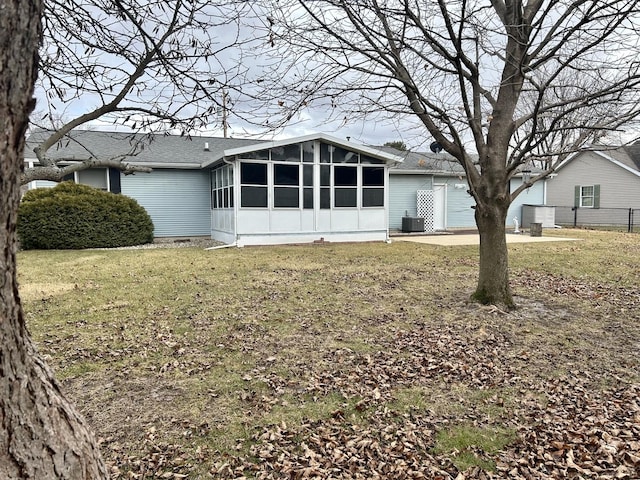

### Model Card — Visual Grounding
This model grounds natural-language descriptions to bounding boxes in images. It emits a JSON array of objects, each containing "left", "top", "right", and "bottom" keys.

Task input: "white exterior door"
[{"left": 433, "top": 184, "right": 447, "bottom": 230}]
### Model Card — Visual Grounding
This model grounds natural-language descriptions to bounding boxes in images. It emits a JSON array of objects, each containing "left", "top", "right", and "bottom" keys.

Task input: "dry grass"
[{"left": 17, "top": 229, "right": 640, "bottom": 478}]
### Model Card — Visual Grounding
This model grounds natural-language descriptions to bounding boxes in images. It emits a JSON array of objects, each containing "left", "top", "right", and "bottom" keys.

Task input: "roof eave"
[
  {"left": 201, "top": 154, "right": 227, "bottom": 169},
  {"left": 390, "top": 169, "right": 466, "bottom": 176},
  {"left": 26, "top": 159, "right": 203, "bottom": 170},
  {"left": 127, "top": 162, "right": 202, "bottom": 169},
  {"left": 554, "top": 148, "right": 640, "bottom": 177}
]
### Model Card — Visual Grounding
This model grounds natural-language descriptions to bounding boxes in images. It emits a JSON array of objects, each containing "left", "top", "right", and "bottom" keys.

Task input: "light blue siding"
[
  {"left": 433, "top": 176, "right": 476, "bottom": 227},
  {"left": 508, "top": 179, "right": 545, "bottom": 227},
  {"left": 389, "top": 174, "right": 433, "bottom": 230},
  {"left": 388, "top": 174, "right": 433, "bottom": 229},
  {"left": 390, "top": 174, "right": 547, "bottom": 230},
  {"left": 432, "top": 177, "right": 545, "bottom": 228},
  {"left": 121, "top": 169, "right": 211, "bottom": 237}
]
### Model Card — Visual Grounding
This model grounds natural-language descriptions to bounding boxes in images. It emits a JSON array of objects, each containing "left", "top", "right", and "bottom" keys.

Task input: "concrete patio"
[{"left": 392, "top": 232, "right": 579, "bottom": 246}]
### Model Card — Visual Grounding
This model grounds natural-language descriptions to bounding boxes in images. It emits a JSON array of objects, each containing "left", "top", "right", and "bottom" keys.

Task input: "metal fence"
[{"left": 554, "top": 206, "right": 639, "bottom": 232}]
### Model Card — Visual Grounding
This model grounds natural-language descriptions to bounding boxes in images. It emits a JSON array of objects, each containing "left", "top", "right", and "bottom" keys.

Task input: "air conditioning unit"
[{"left": 401, "top": 216, "right": 425, "bottom": 232}]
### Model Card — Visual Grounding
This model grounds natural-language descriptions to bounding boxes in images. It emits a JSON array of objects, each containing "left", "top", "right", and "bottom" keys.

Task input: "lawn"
[{"left": 18, "top": 229, "right": 640, "bottom": 479}]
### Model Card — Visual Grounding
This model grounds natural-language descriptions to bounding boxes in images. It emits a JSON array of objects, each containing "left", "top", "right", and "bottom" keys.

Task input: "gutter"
[{"left": 390, "top": 169, "right": 467, "bottom": 176}]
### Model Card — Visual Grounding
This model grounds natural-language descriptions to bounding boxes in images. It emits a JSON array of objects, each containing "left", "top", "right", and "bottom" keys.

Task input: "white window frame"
[
  {"left": 75, "top": 168, "right": 110, "bottom": 191},
  {"left": 580, "top": 185, "right": 595, "bottom": 208}
]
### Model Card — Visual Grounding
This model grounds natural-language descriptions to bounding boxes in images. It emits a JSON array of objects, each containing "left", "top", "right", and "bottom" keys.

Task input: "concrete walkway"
[{"left": 393, "top": 233, "right": 579, "bottom": 246}]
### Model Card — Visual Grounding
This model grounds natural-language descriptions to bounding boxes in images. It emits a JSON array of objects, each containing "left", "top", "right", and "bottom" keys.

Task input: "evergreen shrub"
[{"left": 18, "top": 182, "right": 154, "bottom": 249}]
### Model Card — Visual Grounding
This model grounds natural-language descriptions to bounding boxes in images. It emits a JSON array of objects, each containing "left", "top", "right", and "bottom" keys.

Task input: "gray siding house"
[
  {"left": 546, "top": 146, "right": 640, "bottom": 224},
  {"left": 547, "top": 147, "right": 640, "bottom": 207},
  {"left": 386, "top": 148, "right": 546, "bottom": 231}
]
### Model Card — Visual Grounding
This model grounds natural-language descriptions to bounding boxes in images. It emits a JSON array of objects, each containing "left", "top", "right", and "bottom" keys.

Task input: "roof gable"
[
  {"left": 555, "top": 148, "right": 640, "bottom": 178},
  {"left": 621, "top": 144, "right": 640, "bottom": 171},
  {"left": 206, "top": 133, "right": 404, "bottom": 167}
]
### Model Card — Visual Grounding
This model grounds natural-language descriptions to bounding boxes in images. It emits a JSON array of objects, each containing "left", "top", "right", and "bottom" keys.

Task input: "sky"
[
  {"left": 32, "top": 0, "right": 640, "bottom": 154},
  {"left": 63, "top": 92, "right": 418, "bottom": 150},
  {"left": 32, "top": 0, "right": 427, "bottom": 152}
]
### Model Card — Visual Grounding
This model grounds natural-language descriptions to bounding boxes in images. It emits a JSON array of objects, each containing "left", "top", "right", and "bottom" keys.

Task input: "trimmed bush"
[{"left": 18, "top": 182, "right": 154, "bottom": 249}]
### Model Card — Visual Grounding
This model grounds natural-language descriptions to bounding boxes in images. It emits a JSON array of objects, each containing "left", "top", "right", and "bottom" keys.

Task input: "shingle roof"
[
  {"left": 25, "top": 130, "right": 404, "bottom": 168},
  {"left": 621, "top": 144, "right": 640, "bottom": 171},
  {"left": 25, "top": 130, "right": 268, "bottom": 167},
  {"left": 374, "top": 146, "right": 467, "bottom": 175}
]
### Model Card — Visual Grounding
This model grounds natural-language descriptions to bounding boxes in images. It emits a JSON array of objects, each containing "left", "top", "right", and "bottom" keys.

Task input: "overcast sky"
[
  {"left": 33, "top": 1, "right": 638, "bottom": 154},
  {"left": 32, "top": 1, "right": 429, "bottom": 151}
]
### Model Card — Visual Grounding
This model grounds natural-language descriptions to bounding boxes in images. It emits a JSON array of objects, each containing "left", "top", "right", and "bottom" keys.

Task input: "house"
[
  {"left": 545, "top": 145, "right": 640, "bottom": 225},
  {"left": 24, "top": 130, "right": 403, "bottom": 246},
  {"left": 24, "top": 130, "right": 548, "bottom": 244},
  {"left": 383, "top": 148, "right": 546, "bottom": 231}
]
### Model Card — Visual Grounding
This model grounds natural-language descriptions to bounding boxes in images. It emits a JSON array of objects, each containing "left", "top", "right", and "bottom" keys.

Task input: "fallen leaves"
[
  {"left": 23, "top": 246, "right": 640, "bottom": 479},
  {"left": 498, "top": 383, "right": 640, "bottom": 478},
  {"left": 211, "top": 412, "right": 454, "bottom": 479},
  {"left": 208, "top": 320, "right": 640, "bottom": 479}
]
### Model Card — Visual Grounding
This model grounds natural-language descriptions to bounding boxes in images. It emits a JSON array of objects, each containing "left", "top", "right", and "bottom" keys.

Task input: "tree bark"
[
  {"left": 472, "top": 189, "right": 514, "bottom": 309},
  {"left": 0, "top": 1, "right": 109, "bottom": 478}
]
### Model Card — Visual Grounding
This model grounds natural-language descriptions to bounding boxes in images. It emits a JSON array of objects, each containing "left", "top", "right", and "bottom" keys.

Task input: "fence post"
[
  {"left": 572, "top": 206, "right": 578, "bottom": 227},
  {"left": 630, "top": 208, "right": 634, "bottom": 233}
]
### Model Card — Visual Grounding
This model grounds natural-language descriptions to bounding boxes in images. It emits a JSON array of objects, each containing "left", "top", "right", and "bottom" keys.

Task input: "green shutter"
[
  {"left": 593, "top": 184, "right": 600, "bottom": 209},
  {"left": 574, "top": 185, "right": 580, "bottom": 207}
]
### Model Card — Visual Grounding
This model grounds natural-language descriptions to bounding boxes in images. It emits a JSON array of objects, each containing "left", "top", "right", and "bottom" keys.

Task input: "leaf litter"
[{"left": 20, "top": 240, "right": 640, "bottom": 479}]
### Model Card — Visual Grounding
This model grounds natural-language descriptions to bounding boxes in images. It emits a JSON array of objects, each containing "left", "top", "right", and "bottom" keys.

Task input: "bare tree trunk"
[
  {"left": 0, "top": 1, "right": 109, "bottom": 478},
  {"left": 472, "top": 199, "right": 514, "bottom": 309}
]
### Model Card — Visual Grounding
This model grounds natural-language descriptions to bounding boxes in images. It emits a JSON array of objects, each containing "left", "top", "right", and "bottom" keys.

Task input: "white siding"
[
  {"left": 211, "top": 209, "right": 234, "bottom": 238},
  {"left": 234, "top": 208, "right": 387, "bottom": 246},
  {"left": 121, "top": 169, "right": 211, "bottom": 237}
]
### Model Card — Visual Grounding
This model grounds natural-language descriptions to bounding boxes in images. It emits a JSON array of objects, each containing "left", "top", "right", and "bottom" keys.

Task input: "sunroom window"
[
  {"left": 240, "top": 163, "right": 267, "bottom": 208},
  {"left": 274, "top": 164, "right": 299, "bottom": 208},
  {"left": 334, "top": 166, "right": 357, "bottom": 207},
  {"left": 362, "top": 167, "right": 384, "bottom": 207},
  {"left": 211, "top": 165, "right": 233, "bottom": 209},
  {"left": 303, "top": 164, "right": 313, "bottom": 209},
  {"left": 320, "top": 165, "right": 331, "bottom": 209},
  {"left": 271, "top": 144, "right": 301, "bottom": 162}
]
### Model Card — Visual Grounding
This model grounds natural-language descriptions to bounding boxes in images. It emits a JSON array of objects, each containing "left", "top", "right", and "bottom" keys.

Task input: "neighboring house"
[
  {"left": 384, "top": 147, "right": 546, "bottom": 231},
  {"left": 24, "top": 130, "right": 403, "bottom": 246},
  {"left": 546, "top": 145, "right": 640, "bottom": 224}
]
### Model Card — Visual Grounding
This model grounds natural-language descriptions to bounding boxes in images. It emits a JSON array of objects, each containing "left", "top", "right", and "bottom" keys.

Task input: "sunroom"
[{"left": 205, "top": 134, "right": 403, "bottom": 246}]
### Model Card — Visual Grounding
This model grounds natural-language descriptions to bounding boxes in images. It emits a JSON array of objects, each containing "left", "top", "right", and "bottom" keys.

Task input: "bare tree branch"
[
  {"left": 251, "top": 0, "right": 640, "bottom": 306},
  {"left": 25, "top": 0, "right": 255, "bottom": 185}
]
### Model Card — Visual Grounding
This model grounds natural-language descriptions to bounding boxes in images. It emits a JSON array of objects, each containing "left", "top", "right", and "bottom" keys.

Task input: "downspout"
[
  {"left": 385, "top": 163, "right": 391, "bottom": 242},
  {"left": 385, "top": 157, "right": 403, "bottom": 243},
  {"left": 205, "top": 243, "right": 237, "bottom": 251}
]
